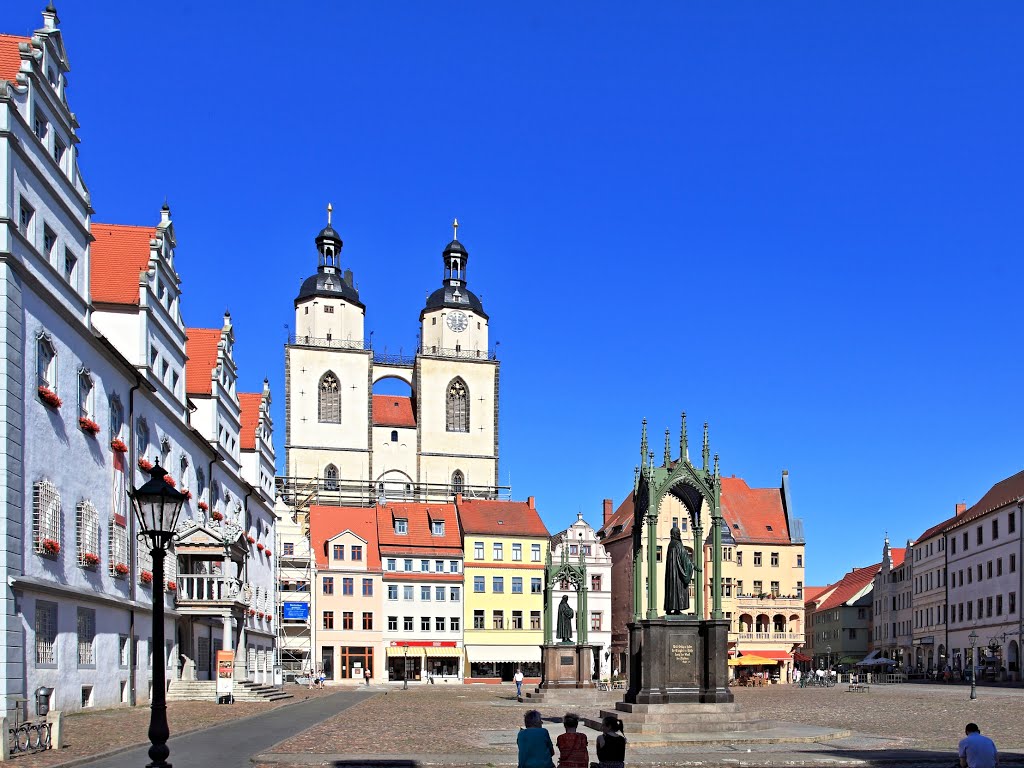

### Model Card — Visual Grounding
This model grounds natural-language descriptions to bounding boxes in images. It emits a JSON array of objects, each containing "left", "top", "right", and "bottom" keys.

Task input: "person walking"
[
  {"left": 517, "top": 710, "right": 554, "bottom": 768},
  {"left": 514, "top": 668, "right": 525, "bottom": 700},
  {"left": 556, "top": 713, "right": 588, "bottom": 768},
  {"left": 364, "top": 667, "right": 371, "bottom": 687},
  {"left": 596, "top": 715, "right": 626, "bottom": 768},
  {"left": 959, "top": 723, "right": 998, "bottom": 768}
]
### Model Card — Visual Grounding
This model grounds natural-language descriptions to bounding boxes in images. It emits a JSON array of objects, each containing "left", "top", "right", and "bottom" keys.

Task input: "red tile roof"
[
  {"left": 238, "top": 392, "right": 263, "bottom": 451},
  {"left": 944, "top": 468, "right": 1024, "bottom": 534},
  {"left": 802, "top": 586, "right": 830, "bottom": 605},
  {"left": 720, "top": 477, "right": 790, "bottom": 543},
  {"left": 815, "top": 564, "right": 881, "bottom": 612},
  {"left": 184, "top": 328, "right": 220, "bottom": 395},
  {"left": 889, "top": 547, "right": 906, "bottom": 568},
  {"left": 90, "top": 224, "right": 156, "bottom": 305},
  {"left": 0, "top": 35, "right": 28, "bottom": 83},
  {"left": 458, "top": 499, "right": 550, "bottom": 537},
  {"left": 309, "top": 505, "right": 381, "bottom": 570},
  {"left": 376, "top": 503, "right": 462, "bottom": 552},
  {"left": 372, "top": 395, "right": 416, "bottom": 427}
]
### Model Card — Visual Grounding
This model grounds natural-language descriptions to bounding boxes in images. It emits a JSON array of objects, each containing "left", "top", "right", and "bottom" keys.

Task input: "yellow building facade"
[{"left": 458, "top": 498, "right": 549, "bottom": 682}]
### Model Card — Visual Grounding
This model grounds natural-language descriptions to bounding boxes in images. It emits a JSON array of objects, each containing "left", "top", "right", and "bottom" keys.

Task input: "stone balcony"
[
  {"left": 733, "top": 631, "right": 803, "bottom": 643},
  {"left": 733, "top": 594, "right": 805, "bottom": 610},
  {"left": 175, "top": 574, "right": 248, "bottom": 613}
]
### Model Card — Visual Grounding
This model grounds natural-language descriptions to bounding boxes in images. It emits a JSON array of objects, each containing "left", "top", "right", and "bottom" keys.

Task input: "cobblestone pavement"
[
  {"left": 12, "top": 684, "right": 335, "bottom": 768},
  {"left": 260, "top": 682, "right": 1024, "bottom": 767}
]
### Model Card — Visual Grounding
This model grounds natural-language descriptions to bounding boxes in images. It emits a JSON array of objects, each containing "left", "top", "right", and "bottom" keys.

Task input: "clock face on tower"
[{"left": 446, "top": 311, "right": 469, "bottom": 333}]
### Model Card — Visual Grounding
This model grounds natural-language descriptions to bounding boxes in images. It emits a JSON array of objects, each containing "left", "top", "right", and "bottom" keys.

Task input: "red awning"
[
  {"left": 793, "top": 652, "right": 812, "bottom": 663},
  {"left": 741, "top": 650, "right": 791, "bottom": 662}
]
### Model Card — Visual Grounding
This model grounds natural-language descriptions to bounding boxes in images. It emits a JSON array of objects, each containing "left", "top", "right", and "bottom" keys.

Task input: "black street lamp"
[
  {"left": 968, "top": 630, "right": 978, "bottom": 701},
  {"left": 826, "top": 644, "right": 832, "bottom": 672},
  {"left": 403, "top": 644, "right": 409, "bottom": 690},
  {"left": 130, "top": 461, "right": 188, "bottom": 768}
]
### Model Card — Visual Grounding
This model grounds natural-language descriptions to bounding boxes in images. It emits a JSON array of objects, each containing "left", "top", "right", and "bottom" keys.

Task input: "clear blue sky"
[{"left": 10, "top": 2, "right": 1024, "bottom": 586}]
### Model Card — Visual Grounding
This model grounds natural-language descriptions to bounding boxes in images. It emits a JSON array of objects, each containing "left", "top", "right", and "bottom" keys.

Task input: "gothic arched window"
[
  {"left": 318, "top": 372, "right": 341, "bottom": 423},
  {"left": 451, "top": 470, "right": 464, "bottom": 496},
  {"left": 445, "top": 378, "right": 469, "bottom": 433},
  {"left": 324, "top": 464, "right": 339, "bottom": 491}
]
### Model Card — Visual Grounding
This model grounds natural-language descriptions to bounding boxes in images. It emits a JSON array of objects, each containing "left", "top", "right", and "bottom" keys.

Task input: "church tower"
[
  {"left": 285, "top": 205, "right": 371, "bottom": 490},
  {"left": 415, "top": 220, "right": 499, "bottom": 493}
]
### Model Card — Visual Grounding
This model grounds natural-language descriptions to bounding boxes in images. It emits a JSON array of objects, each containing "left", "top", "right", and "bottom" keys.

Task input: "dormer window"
[
  {"left": 431, "top": 520, "right": 444, "bottom": 536},
  {"left": 395, "top": 518, "right": 408, "bottom": 535}
]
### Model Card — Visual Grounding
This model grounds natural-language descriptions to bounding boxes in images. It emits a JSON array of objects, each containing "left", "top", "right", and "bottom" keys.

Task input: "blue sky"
[{"left": 9, "top": 2, "right": 1024, "bottom": 586}]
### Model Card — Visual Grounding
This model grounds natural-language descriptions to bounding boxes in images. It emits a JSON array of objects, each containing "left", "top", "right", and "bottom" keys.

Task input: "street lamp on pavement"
[
  {"left": 968, "top": 630, "right": 979, "bottom": 701},
  {"left": 403, "top": 644, "right": 409, "bottom": 690},
  {"left": 826, "top": 644, "right": 832, "bottom": 672},
  {"left": 130, "top": 461, "right": 188, "bottom": 768}
]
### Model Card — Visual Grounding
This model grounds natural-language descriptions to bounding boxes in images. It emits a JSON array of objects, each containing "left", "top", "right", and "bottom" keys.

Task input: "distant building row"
[{"left": 805, "top": 468, "right": 1024, "bottom": 681}]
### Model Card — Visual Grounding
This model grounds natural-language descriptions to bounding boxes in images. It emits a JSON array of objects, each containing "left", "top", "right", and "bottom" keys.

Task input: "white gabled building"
[
  {"left": 550, "top": 513, "right": 613, "bottom": 678},
  {"left": 0, "top": 6, "right": 277, "bottom": 714}
]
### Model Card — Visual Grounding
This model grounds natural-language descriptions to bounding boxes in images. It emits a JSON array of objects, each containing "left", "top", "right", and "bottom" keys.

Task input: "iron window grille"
[
  {"left": 35, "top": 602, "right": 57, "bottom": 665},
  {"left": 76, "top": 501, "right": 100, "bottom": 568},
  {"left": 32, "top": 480, "right": 62, "bottom": 554}
]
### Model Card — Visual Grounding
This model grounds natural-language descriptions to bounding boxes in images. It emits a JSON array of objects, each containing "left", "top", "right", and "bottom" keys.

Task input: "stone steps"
[
  {"left": 524, "top": 687, "right": 622, "bottom": 705},
  {"left": 166, "top": 680, "right": 292, "bottom": 702},
  {"left": 583, "top": 701, "right": 769, "bottom": 735}
]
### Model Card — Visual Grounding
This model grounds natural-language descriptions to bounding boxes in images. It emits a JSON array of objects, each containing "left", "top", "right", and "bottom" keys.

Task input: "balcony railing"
[
  {"left": 175, "top": 574, "right": 244, "bottom": 604},
  {"left": 734, "top": 595, "right": 805, "bottom": 607},
  {"left": 288, "top": 335, "right": 370, "bottom": 351},
  {"left": 420, "top": 345, "right": 498, "bottom": 361},
  {"left": 735, "top": 631, "right": 803, "bottom": 642}
]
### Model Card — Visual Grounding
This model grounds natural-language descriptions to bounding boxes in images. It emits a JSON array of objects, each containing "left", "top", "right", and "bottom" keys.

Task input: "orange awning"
[{"left": 741, "top": 650, "right": 791, "bottom": 662}]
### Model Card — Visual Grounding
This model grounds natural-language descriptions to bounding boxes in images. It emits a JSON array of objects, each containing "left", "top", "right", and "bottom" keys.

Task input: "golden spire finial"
[
  {"left": 327, "top": 202, "right": 333, "bottom": 226},
  {"left": 452, "top": 217, "right": 459, "bottom": 240}
]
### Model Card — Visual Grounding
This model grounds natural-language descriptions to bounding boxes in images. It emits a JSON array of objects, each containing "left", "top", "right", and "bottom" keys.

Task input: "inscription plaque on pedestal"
[{"left": 669, "top": 640, "right": 697, "bottom": 686}]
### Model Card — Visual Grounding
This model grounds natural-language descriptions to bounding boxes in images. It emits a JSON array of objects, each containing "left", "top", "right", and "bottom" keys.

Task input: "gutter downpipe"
[{"left": 127, "top": 375, "right": 143, "bottom": 707}]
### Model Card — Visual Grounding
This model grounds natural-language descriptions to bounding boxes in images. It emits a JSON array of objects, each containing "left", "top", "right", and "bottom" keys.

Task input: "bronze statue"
[
  {"left": 556, "top": 594, "right": 575, "bottom": 642},
  {"left": 664, "top": 525, "right": 694, "bottom": 614}
]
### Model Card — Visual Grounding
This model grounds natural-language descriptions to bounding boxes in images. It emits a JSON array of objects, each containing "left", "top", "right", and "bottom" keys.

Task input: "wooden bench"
[{"left": 847, "top": 683, "right": 870, "bottom": 692}]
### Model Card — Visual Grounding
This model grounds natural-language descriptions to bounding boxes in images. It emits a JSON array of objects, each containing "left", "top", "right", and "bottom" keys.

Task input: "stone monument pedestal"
[
  {"left": 626, "top": 617, "right": 732, "bottom": 704},
  {"left": 540, "top": 643, "right": 600, "bottom": 689}
]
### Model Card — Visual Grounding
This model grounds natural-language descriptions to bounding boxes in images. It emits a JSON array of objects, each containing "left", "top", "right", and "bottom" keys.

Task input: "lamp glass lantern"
[{"left": 131, "top": 462, "right": 188, "bottom": 552}]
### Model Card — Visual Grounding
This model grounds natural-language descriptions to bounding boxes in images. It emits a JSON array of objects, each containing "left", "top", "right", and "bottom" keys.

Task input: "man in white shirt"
[
  {"left": 959, "top": 723, "right": 998, "bottom": 768},
  {"left": 514, "top": 668, "right": 525, "bottom": 699}
]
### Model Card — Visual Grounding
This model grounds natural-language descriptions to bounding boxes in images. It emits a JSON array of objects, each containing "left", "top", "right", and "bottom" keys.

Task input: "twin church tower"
[{"left": 283, "top": 208, "right": 501, "bottom": 503}]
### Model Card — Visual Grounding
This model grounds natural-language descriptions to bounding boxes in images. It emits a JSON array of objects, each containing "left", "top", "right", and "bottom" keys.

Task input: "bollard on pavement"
[
  {"left": 47, "top": 711, "right": 63, "bottom": 750},
  {"left": 0, "top": 714, "right": 8, "bottom": 762}
]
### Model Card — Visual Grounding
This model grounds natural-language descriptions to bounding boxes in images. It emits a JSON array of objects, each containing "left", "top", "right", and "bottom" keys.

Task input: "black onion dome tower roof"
[
  {"left": 295, "top": 204, "right": 364, "bottom": 308},
  {"left": 421, "top": 222, "right": 488, "bottom": 320}
]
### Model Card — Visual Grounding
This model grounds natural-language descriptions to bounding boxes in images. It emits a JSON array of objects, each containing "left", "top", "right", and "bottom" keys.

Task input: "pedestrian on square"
[
  {"left": 364, "top": 668, "right": 371, "bottom": 687},
  {"left": 596, "top": 715, "right": 626, "bottom": 768},
  {"left": 959, "top": 723, "right": 998, "bottom": 768},
  {"left": 517, "top": 710, "right": 554, "bottom": 768},
  {"left": 515, "top": 668, "right": 525, "bottom": 699},
  {"left": 556, "top": 713, "right": 588, "bottom": 768}
]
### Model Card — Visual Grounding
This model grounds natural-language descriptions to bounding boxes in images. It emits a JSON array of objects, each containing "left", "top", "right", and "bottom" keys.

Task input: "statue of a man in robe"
[
  {"left": 664, "top": 525, "right": 694, "bottom": 615},
  {"left": 556, "top": 594, "right": 575, "bottom": 643}
]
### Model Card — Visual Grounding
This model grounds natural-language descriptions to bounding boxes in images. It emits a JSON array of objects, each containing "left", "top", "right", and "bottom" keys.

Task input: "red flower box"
[
  {"left": 181, "top": 489, "right": 193, "bottom": 500},
  {"left": 40, "top": 538, "right": 60, "bottom": 555},
  {"left": 257, "top": 542, "right": 265, "bottom": 552},
  {"left": 266, "top": 550, "right": 273, "bottom": 558},
  {"left": 138, "top": 458, "right": 154, "bottom": 472},
  {"left": 78, "top": 417, "right": 101, "bottom": 435},
  {"left": 211, "top": 511, "right": 224, "bottom": 522},
  {"left": 140, "top": 570, "right": 153, "bottom": 584},
  {"left": 163, "top": 476, "right": 176, "bottom": 487},
  {"left": 82, "top": 552, "right": 100, "bottom": 567},
  {"left": 247, "top": 535, "right": 256, "bottom": 544},
  {"left": 248, "top": 608, "right": 256, "bottom": 617},
  {"left": 37, "top": 386, "right": 62, "bottom": 408},
  {"left": 197, "top": 501, "right": 209, "bottom": 512},
  {"left": 114, "top": 562, "right": 130, "bottom": 576},
  {"left": 166, "top": 581, "right": 177, "bottom": 592},
  {"left": 110, "top": 437, "right": 128, "bottom": 453}
]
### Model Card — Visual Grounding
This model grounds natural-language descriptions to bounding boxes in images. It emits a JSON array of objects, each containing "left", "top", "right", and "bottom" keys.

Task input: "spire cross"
[
  {"left": 452, "top": 217, "right": 459, "bottom": 240},
  {"left": 327, "top": 202, "right": 333, "bottom": 226}
]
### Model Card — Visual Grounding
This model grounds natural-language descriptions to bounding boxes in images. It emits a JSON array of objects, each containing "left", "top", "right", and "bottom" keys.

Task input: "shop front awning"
[
  {"left": 465, "top": 645, "right": 541, "bottom": 663},
  {"left": 423, "top": 646, "right": 461, "bottom": 657},
  {"left": 793, "top": 651, "right": 813, "bottom": 663},
  {"left": 741, "top": 650, "right": 791, "bottom": 662},
  {"left": 386, "top": 646, "right": 423, "bottom": 657}
]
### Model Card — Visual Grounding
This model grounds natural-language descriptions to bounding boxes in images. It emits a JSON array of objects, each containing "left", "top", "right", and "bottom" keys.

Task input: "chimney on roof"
[
  {"left": 956, "top": 502, "right": 966, "bottom": 516},
  {"left": 528, "top": 496, "right": 535, "bottom": 509},
  {"left": 603, "top": 498, "right": 613, "bottom": 526},
  {"left": 455, "top": 493, "right": 462, "bottom": 505}
]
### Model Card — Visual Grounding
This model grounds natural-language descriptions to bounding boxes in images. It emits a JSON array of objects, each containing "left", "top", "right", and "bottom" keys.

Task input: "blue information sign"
[{"left": 282, "top": 602, "right": 310, "bottom": 620}]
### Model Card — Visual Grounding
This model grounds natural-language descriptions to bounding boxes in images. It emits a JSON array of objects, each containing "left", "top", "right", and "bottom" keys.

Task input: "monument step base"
[
  {"left": 525, "top": 688, "right": 622, "bottom": 705},
  {"left": 614, "top": 701, "right": 743, "bottom": 715},
  {"left": 585, "top": 702, "right": 768, "bottom": 735},
  {"left": 616, "top": 724, "right": 855, "bottom": 747}
]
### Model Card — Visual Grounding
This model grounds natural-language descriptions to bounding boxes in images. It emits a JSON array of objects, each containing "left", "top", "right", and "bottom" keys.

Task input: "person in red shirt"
[{"left": 556, "top": 713, "right": 589, "bottom": 768}]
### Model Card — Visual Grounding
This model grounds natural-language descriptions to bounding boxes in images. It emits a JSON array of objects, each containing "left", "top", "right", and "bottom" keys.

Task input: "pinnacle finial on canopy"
[
  {"left": 327, "top": 202, "right": 333, "bottom": 226},
  {"left": 453, "top": 217, "right": 459, "bottom": 240}
]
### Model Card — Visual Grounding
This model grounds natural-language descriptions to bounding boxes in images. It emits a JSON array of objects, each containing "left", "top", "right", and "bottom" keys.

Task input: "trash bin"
[{"left": 35, "top": 687, "right": 53, "bottom": 717}]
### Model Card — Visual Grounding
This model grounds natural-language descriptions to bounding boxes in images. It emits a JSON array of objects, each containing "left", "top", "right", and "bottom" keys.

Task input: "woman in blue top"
[{"left": 517, "top": 710, "right": 554, "bottom": 768}]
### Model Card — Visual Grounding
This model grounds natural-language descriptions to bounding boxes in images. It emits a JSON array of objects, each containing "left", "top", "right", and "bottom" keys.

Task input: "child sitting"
[{"left": 556, "top": 713, "right": 588, "bottom": 768}]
